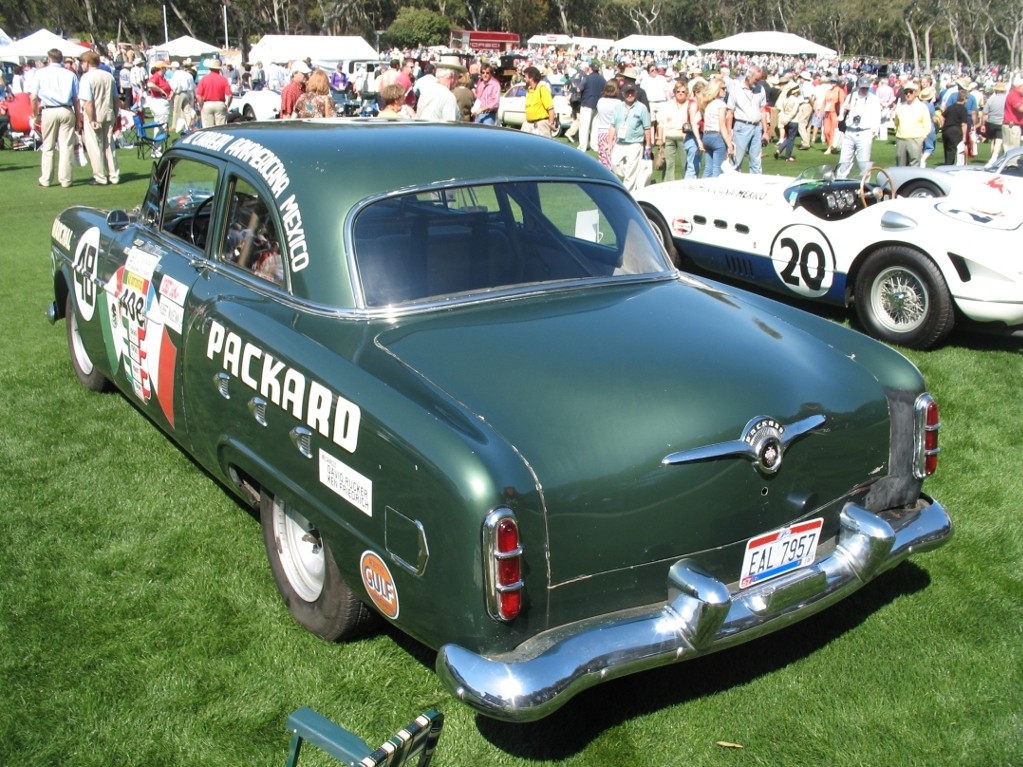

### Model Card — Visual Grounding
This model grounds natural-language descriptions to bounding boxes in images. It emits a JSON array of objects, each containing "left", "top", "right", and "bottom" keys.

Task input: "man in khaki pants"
[
  {"left": 79, "top": 50, "right": 120, "bottom": 185},
  {"left": 31, "top": 48, "right": 80, "bottom": 188}
]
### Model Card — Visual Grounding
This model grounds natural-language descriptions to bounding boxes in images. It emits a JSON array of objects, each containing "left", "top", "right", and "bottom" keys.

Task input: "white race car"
[
  {"left": 890, "top": 146, "right": 1023, "bottom": 198},
  {"left": 634, "top": 165, "right": 1023, "bottom": 349}
]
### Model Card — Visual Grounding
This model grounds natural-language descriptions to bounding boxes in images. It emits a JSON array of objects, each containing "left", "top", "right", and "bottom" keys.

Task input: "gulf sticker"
[{"left": 360, "top": 551, "right": 399, "bottom": 620}]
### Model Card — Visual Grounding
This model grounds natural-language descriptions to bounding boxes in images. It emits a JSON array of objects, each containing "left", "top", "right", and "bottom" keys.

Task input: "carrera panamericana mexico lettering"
[{"left": 206, "top": 319, "right": 360, "bottom": 453}]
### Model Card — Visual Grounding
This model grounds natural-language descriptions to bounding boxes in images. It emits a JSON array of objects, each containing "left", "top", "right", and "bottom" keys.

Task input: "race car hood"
[{"left": 376, "top": 278, "right": 897, "bottom": 583}]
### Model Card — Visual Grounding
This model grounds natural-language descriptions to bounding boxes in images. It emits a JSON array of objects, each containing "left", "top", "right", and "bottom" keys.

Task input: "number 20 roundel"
[{"left": 769, "top": 224, "right": 837, "bottom": 299}]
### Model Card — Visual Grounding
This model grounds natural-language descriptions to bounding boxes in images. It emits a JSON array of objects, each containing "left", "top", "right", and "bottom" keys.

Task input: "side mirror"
[{"left": 106, "top": 209, "right": 132, "bottom": 231}]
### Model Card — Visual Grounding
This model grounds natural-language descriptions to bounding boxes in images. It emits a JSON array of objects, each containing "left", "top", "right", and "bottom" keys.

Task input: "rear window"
[{"left": 352, "top": 180, "right": 669, "bottom": 307}]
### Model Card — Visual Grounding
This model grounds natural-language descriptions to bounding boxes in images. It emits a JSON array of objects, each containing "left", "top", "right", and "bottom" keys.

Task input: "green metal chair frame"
[{"left": 284, "top": 707, "right": 444, "bottom": 767}]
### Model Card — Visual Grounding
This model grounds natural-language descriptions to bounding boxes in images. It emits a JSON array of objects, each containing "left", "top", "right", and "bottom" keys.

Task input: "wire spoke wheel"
[{"left": 870, "top": 265, "right": 929, "bottom": 332}]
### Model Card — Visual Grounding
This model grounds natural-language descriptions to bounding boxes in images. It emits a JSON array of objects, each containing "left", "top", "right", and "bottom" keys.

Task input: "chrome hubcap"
[{"left": 272, "top": 499, "right": 325, "bottom": 602}]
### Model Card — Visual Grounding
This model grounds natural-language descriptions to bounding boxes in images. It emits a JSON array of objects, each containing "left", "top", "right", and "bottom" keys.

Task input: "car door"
[
  {"left": 101, "top": 154, "right": 221, "bottom": 438},
  {"left": 173, "top": 166, "right": 324, "bottom": 492}
]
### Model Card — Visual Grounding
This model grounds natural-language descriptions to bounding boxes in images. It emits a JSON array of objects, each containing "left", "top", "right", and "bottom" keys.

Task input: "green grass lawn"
[{"left": 1, "top": 136, "right": 1021, "bottom": 767}]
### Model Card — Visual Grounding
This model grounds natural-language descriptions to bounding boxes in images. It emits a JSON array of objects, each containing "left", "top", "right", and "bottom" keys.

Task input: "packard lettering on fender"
[{"left": 206, "top": 319, "right": 360, "bottom": 453}]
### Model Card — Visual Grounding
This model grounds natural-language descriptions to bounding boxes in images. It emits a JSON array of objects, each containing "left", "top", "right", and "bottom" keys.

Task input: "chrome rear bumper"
[{"left": 437, "top": 499, "right": 951, "bottom": 722}]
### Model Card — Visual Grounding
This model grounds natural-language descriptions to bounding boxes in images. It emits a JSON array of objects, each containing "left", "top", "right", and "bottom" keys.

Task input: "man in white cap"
[
  {"left": 168, "top": 60, "right": 196, "bottom": 132},
  {"left": 278, "top": 62, "right": 309, "bottom": 119},
  {"left": 836, "top": 75, "right": 881, "bottom": 179}
]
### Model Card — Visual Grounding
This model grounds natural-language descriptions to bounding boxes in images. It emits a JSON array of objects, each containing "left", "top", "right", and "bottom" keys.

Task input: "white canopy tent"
[
  {"left": 699, "top": 31, "right": 836, "bottom": 56},
  {"left": 1, "top": 29, "right": 90, "bottom": 59},
  {"left": 614, "top": 34, "right": 697, "bottom": 52},
  {"left": 0, "top": 28, "right": 13, "bottom": 47},
  {"left": 148, "top": 35, "right": 220, "bottom": 59},
  {"left": 527, "top": 34, "right": 615, "bottom": 50},
  {"left": 247, "top": 35, "right": 377, "bottom": 66}
]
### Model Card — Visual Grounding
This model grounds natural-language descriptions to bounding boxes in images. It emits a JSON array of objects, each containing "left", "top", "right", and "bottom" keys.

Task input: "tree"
[{"left": 385, "top": 7, "right": 450, "bottom": 48}]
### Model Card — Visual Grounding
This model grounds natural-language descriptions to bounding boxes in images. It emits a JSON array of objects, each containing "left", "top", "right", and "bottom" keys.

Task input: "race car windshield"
[{"left": 352, "top": 180, "right": 671, "bottom": 308}]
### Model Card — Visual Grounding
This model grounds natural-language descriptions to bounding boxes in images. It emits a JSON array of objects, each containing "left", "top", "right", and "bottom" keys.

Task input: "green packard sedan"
[{"left": 48, "top": 120, "right": 951, "bottom": 722}]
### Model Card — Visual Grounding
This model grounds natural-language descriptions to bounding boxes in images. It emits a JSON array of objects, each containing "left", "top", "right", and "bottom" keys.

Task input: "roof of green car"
[
  {"left": 172, "top": 120, "right": 621, "bottom": 306},
  {"left": 178, "top": 118, "right": 618, "bottom": 197}
]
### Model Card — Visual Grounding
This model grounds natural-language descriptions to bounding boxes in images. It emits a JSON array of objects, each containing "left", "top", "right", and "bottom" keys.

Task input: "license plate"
[{"left": 740, "top": 518, "right": 824, "bottom": 588}]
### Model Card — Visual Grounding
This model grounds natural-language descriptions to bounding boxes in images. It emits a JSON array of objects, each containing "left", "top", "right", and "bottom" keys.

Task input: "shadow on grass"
[{"left": 474, "top": 561, "right": 933, "bottom": 759}]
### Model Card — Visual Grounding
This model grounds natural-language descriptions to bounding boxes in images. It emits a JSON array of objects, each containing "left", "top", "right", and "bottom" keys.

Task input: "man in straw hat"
[
  {"left": 195, "top": 59, "right": 232, "bottom": 127},
  {"left": 416, "top": 57, "right": 464, "bottom": 121},
  {"left": 893, "top": 81, "right": 930, "bottom": 166}
]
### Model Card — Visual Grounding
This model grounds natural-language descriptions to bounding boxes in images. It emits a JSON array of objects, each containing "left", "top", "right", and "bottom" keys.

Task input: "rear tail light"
[
  {"left": 483, "top": 508, "right": 524, "bottom": 621},
  {"left": 914, "top": 393, "right": 940, "bottom": 478}
]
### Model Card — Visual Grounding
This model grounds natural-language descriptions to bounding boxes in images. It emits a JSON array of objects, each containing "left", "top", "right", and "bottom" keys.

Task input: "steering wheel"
[
  {"left": 859, "top": 166, "right": 895, "bottom": 208},
  {"left": 189, "top": 195, "right": 214, "bottom": 248}
]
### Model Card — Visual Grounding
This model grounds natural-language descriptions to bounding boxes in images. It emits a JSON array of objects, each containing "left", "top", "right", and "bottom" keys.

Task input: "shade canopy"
[
  {"left": 247, "top": 35, "right": 377, "bottom": 66},
  {"left": 1, "top": 29, "right": 90, "bottom": 59},
  {"left": 0, "top": 28, "right": 13, "bottom": 47},
  {"left": 527, "top": 34, "right": 615, "bottom": 50},
  {"left": 699, "top": 31, "right": 836, "bottom": 56},
  {"left": 614, "top": 34, "right": 697, "bottom": 52},
  {"left": 150, "top": 35, "right": 220, "bottom": 58}
]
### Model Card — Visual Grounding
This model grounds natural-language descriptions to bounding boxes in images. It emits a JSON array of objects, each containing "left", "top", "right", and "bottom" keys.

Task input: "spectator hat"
[
  {"left": 902, "top": 80, "right": 918, "bottom": 91},
  {"left": 291, "top": 61, "right": 311, "bottom": 74},
  {"left": 620, "top": 66, "right": 640, "bottom": 80},
  {"left": 207, "top": 59, "right": 222, "bottom": 70},
  {"left": 919, "top": 86, "right": 935, "bottom": 101},
  {"left": 857, "top": 74, "right": 872, "bottom": 89}
]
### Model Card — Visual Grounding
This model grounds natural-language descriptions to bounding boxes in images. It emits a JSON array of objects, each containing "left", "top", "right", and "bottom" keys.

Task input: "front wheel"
[
  {"left": 897, "top": 180, "right": 944, "bottom": 198},
  {"left": 260, "top": 490, "right": 374, "bottom": 640},
  {"left": 66, "top": 294, "right": 110, "bottom": 391},
  {"left": 853, "top": 247, "right": 955, "bottom": 349},
  {"left": 641, "top": 207, "right": 681, "bottom": 268}
]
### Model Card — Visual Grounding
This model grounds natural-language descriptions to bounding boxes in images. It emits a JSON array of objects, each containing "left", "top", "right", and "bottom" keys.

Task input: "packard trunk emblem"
[{"left": 661, "top": 414, "right": 827, "bottom": 475}]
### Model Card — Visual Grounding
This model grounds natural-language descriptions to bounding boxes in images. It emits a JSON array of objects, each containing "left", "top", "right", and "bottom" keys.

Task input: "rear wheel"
[
  {"left": 853, "top": 247, "right": 955, "bottom": 349},
  {"left": 65, "top": 294, "right": 110, "bottom": 392},
  {"left": 260, "top": 490, "right": 374, "bottom": 640},
  {"left": 242, "top": 105, "right": 256, "bottom": 121}
]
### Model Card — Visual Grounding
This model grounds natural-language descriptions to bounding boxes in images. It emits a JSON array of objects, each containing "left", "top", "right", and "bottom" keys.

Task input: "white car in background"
[
  {"left": 230, "top": 89, "right": 282, "bottom": 121},
  {"left": 890, "top": 147, "right": 1023, "bottom": 197},
  {"left": 634, "top": 165, "right": 1023, "bottom": 349},
  {"left": 497, "top": 79, "right": 574, "bottom": 137}
]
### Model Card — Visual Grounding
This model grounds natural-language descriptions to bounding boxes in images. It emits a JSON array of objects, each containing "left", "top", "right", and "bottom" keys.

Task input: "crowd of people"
[{"left": 2, "top": 37, "right": 1021, "bottom": 191}]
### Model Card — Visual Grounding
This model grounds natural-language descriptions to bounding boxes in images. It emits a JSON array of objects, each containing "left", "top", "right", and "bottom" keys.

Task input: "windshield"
[{"left": 352, "top": 180, "right": 671, "bottom": 307}]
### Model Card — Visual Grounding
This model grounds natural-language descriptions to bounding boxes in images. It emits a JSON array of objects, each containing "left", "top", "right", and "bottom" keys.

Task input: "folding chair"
[
  {"left": 115, "top": 109, "right": 137, "bottom": 149},
  {"left": 132, "top": 111, "right": 168, "bottom": 160},
  {"left": 284, "top": 707, "right": 444, "bottom": 767}
]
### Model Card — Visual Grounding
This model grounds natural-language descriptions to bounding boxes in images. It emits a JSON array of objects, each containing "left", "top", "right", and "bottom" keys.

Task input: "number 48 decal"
[{"left": 769, "top": 224, "right": 837, "bottom": 299}]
